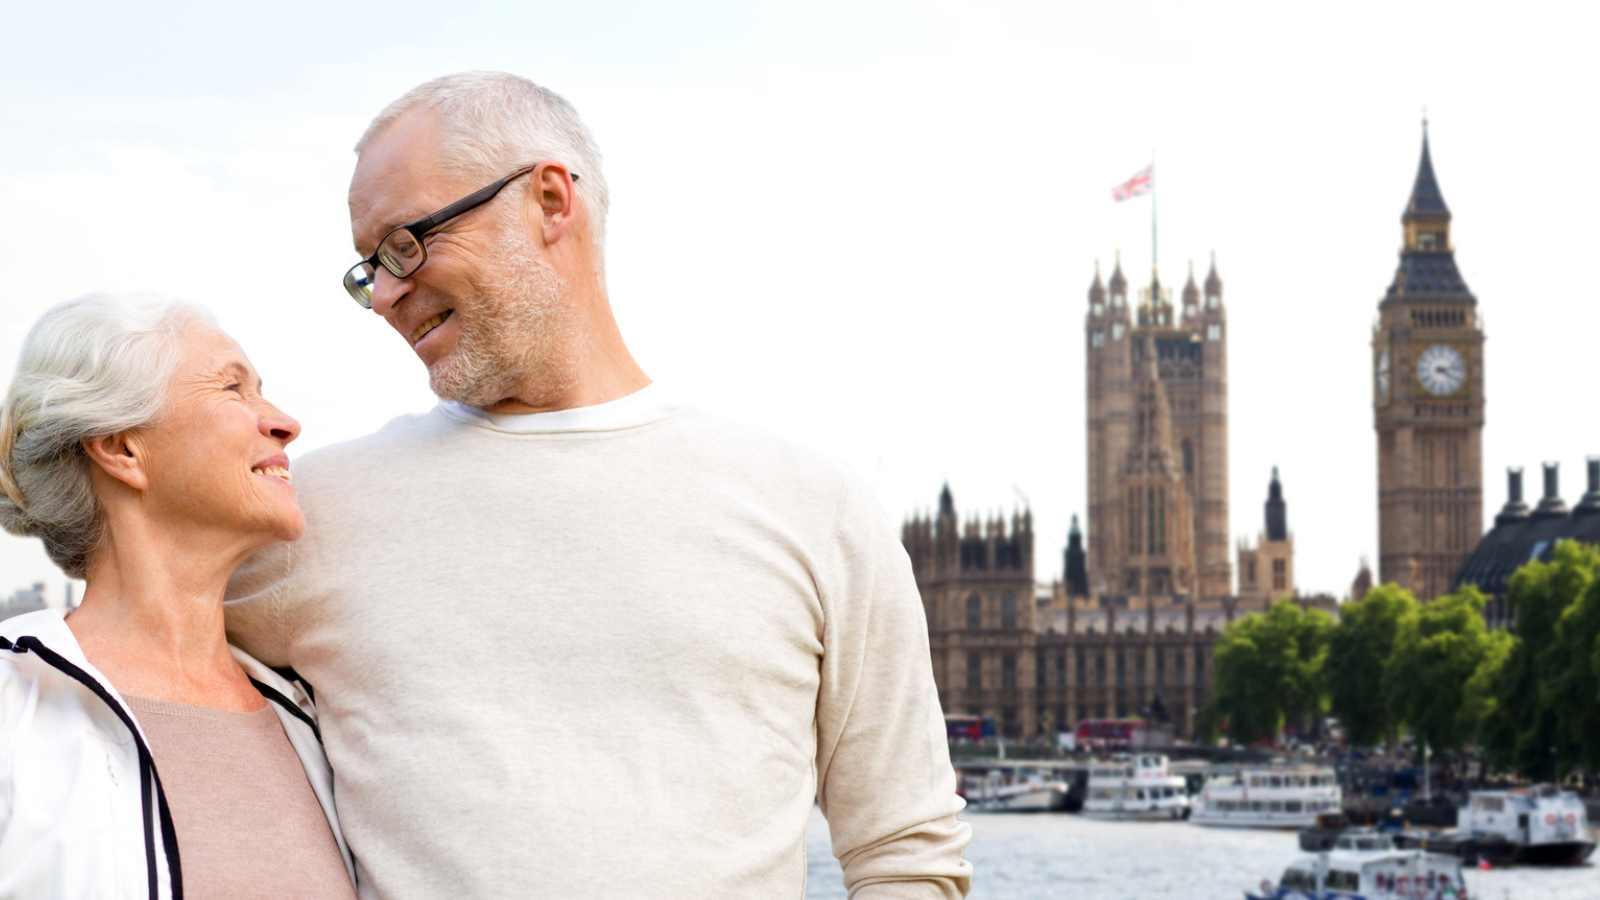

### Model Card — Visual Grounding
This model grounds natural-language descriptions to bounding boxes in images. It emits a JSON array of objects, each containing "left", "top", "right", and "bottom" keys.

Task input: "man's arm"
[
  {"left": 815, "top": 483, "right": 972, "bottom": 899},
  {"left": 224, "top": 539, "right": 294, "bottom": 666}
]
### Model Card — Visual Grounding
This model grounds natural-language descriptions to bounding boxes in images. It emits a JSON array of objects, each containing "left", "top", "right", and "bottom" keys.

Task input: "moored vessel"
[
  {"left": 1247, "top": 832, "right": 1468, "bottom": 900},
  {"left": 1081, "top": 753, "right": 1190, "bottom": 821},
  {"left": 960, "top": 767, "right": 1071, "bottom": 813},
  {"left": 1192, "top": 763, "right": 1341, "bottom": 829},
  {"left": 1397, "top": 785, "right": 1596, "bottom": 866}
]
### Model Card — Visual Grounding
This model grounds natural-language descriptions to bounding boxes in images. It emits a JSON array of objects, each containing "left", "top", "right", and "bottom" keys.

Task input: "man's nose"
[{"left": 369, "top": 268, "right": 413, "bottom": 317}]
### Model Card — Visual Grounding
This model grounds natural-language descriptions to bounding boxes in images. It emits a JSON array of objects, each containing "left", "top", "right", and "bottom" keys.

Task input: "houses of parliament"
[{"left": 903, "top": 127, "right": 1486, "bottom": 739}]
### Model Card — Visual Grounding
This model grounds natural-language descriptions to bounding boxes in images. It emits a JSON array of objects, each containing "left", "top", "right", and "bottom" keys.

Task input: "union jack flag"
[{"left": 1112, "top": 164, "right": 1154, "bottom": 202}]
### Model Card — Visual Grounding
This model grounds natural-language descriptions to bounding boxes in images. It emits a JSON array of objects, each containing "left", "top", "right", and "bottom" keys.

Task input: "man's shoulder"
[
  {"left": 292, "top": 406, "right": 452, "bottom": 481},
  {"left": 660, "top": 406, "right": 879, "bottom": 521},
  {"left": 667, "top": 407, "right": 861, "bottom": 485}
]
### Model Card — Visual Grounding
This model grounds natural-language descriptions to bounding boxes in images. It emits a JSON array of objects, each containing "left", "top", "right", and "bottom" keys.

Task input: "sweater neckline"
[{"left": 437, "top": 383, "right": 678, "bottom": 434}]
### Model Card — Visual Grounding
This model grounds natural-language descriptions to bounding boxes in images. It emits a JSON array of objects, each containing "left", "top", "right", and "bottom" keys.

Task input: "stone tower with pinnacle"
[
  {"left": 1086, "top": 254, "right": 1230, "bottom": 604},
  {"left": 1373, "top": 122, "right": 1485, "bottom": 600}
]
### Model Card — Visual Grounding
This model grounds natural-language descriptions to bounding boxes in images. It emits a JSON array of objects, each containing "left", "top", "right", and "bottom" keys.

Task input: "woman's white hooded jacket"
[{"left": 0, "top": 608, "right": 355, "bottom": 899}]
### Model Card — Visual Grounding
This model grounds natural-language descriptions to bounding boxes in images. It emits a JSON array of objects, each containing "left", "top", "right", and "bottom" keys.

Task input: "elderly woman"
[{"left": 0, "top": 295, "right": 355, "bottom": 900}]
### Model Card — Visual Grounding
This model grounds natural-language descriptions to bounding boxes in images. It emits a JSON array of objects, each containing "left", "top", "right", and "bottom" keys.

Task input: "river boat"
[
  {"left": 1192, "top": 763, "right": 1341, "bottom": 829},
  {"left": 1246, "top": 833, "right": 1468, "bottom": 900},
  {"left": 1396, "top": 785, "right": 1596, "bottom": 866},
  {"left": 1298, "top": 814, "right": 1375, "bottom": 852},
  {"left": 960, "top": 768, "right": 1071, "bottom": 813},
  {"left": 1081, "top": 753, "right": 1190, "bottom": 821}
]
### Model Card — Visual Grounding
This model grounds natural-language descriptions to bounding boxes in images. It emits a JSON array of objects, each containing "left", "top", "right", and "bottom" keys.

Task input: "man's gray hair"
[
  {"left": 0, "top": 294, "right": 211, "bottom": 578},
  {"left": 357, "top": 71, "right": 610, "bottom": 248}
]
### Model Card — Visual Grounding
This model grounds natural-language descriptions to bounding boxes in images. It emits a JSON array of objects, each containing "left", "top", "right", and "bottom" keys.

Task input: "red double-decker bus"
[
  {"left": 1073, "top": 717, "right": 1159, "bottom": 751},
  {"left": 944, "top": 714, "right": 991, "bottom": 742}
]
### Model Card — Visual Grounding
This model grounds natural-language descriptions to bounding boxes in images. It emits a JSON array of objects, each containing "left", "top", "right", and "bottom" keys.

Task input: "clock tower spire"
[{"left": 1372, "top": 122, "right": 1485, "bottom": 600}]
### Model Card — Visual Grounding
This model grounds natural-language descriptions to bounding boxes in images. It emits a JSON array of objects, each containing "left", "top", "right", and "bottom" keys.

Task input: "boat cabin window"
[
  {"left": 1475, "top": 796, "right": 1505, "bottom": 812},
  {"left": 1280, "top": 868, "right": 1317, "bottom": 891},
  {"left": 1285, "top": 801, "right": 1302, "bottom": 813},
  {"left": 1325, "top": 870, "right": 1360, "bottom": 891}
]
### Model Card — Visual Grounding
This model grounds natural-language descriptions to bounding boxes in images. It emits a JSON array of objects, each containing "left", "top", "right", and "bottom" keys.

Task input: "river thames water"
[{"left": 805, "top": 807, "right": 1599, "bottom": 899}]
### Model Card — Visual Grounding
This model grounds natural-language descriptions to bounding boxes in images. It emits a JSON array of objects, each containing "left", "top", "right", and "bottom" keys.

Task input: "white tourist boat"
[
  {"left": 1191, "top": 763, "right": 1341, "bottom": 829},
  {"left": 1081, "top": 754, "right": 1190, "bottom": 821},
  {"left": 961, "top": 768, "right": 1071, "bottom": 813},
  {"left": 1246, "top": 832, "right": 1468, "bottom": 900},
  {"left": 1453, "top": 785, "right": 1596, "bottom": 865}
]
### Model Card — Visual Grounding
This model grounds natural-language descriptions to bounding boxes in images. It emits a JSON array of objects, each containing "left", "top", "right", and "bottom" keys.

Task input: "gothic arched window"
[
  {"left": 1154, "top": 489, "right": 1167, "bottom": 555},
  {"left": 966, "top": 594, "right": 982, "bottom": 629}
]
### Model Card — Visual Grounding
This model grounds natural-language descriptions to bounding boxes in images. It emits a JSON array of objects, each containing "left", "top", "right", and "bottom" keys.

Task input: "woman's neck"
[{"left": 67, "top": 518, "right": 265, "bottom": 712}]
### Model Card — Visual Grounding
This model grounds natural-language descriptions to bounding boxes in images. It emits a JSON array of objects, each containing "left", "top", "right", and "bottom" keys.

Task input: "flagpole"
[{"left": 1150, "top": 151, "right": 1157, "bottom": 282}]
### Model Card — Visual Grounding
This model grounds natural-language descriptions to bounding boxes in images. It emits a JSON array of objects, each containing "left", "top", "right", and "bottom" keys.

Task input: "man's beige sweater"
[{"left": 225, "top": 389, "right": 971, "bottom": 899}]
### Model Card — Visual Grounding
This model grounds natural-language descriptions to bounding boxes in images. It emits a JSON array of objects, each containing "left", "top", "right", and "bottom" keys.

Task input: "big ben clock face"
[{"left": 1417, "top": 344, "right": 1467, "bottom": 396}]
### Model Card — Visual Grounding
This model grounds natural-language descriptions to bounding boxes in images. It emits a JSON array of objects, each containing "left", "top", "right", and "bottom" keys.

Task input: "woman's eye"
[{"left": 225, "top": 383, "right": 243, "bottom": 393}]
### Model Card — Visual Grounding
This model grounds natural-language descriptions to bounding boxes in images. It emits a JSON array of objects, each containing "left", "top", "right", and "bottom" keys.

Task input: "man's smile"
[{"left": 410, "top": 309, "right": 454, "bottom": 346}]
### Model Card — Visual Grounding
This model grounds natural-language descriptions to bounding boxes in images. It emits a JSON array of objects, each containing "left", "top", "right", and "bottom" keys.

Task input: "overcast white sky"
[{"left": 3, "top": 0, "right": 1598, "bottom": 603}]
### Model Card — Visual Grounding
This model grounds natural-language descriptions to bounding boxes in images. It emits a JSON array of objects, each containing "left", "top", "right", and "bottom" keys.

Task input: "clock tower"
[{"left": 1373, "top": 123, "right": 1485, "bottom": 600}]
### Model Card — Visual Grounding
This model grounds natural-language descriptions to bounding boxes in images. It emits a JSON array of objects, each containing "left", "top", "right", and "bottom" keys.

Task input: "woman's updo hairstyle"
[{"left": 0, "top": 294, "right": 211, "bottom": 578}]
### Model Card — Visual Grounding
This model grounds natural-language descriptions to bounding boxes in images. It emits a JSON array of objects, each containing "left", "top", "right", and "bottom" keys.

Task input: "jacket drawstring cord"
[{"left": 1, "top": 634, "right": 185, "bottom": 900}]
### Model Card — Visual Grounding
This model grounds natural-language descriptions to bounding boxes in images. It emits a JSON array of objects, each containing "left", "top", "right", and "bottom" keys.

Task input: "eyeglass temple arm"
[{"left": 408, "top": 165, "right": 578, "bottom": 237}]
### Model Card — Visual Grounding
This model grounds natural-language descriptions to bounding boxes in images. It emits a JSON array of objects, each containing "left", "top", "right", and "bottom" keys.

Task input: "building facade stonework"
[
  {"left": 903, "top": 488, "right": 1233, "bottom": 739},
  {"left": 903, "top": 252, "right": 1244, "bottom": 740},
  {"left": 1237, "top": 468, "right": 1296, "bottom": 611},
  {"left": 1373, "top": 127, "right": 1485, "bottom": 601},
  {"left": 1086, "top": 258, "right": 1230, "bottom": 602}
]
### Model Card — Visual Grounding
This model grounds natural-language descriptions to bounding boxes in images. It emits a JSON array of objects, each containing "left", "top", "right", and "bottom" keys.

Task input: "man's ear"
[
  {"left": 533, "top": 163, "right": 579, "bottom": 246},
  {"left": 82, "top": 432, "right": 150, "bottom": 493}
]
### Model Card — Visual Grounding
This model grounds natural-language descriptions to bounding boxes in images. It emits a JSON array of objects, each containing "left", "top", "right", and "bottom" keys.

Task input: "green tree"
[
  {"left": 1325, "top": 584, "right": 1418, "bottom": 747},
  {"left": 1482, "top": 541, "right": 1600, "bottom": 780},
  {"left": 1211, "top": 599, "right": 1332, "bottom": 745},
  {"left": 1387, "top": 586, "right": 1505, "bottom": 754},
  {"left": 1460, "top": 627, "right": 1513, "bottom": 749},
  {"left": 1545, "top": 545, "right": 1600, "bottom": 776}
]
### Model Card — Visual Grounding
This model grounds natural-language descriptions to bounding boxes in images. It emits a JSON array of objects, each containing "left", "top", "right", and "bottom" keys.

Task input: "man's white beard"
[{"left": 429, "top": 231, "right": 574, "bottom": 408}]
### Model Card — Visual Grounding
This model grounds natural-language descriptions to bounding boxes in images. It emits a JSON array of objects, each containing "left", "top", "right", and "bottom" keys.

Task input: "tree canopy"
[
  {"left": 1482, "top": 541, "right": 1600, "bottom": 779},
  {"left": 1325, "top": 584, "right": 1417, "bottom": 747},
  {"left": 1210, "top": 599, "right": 1332, "bottom": 745},
  {"left": 1198, "top": 541, "right": 1600, "bottom": 781},
  {"left": 1386, "top": 586, "right": 1511, "bottom": 754}
]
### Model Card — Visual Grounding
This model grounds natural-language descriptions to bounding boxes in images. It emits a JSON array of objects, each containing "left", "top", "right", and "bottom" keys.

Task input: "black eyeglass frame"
[{"left": 342, "top": 163, "right": 579, "bottom": 308}]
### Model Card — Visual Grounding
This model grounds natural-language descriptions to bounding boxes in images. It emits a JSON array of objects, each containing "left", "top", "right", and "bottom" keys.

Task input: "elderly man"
[{"left": 226, "top": 71, "right": 971, "bottom": 899}]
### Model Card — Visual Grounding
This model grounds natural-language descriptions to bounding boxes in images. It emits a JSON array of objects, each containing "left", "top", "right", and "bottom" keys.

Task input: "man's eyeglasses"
[{"left": 342, "top": 164, "right": 579, "bottom": 308}]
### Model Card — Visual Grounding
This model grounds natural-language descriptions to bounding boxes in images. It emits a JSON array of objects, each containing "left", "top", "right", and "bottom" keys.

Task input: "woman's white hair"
[
  {"left": 0, "top": 294, "right": 211, "bottom": 578},
  {"left": 357, "top": 71, "right": 610, "bottom": 249}
]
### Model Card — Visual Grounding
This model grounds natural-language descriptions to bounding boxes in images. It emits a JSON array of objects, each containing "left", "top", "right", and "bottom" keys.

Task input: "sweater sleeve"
[
  {"left": 223, "top": 539, "right": 294, "bottom": 667},
  {"left": 815, "top": 482, "right": 972, "bottom": 898}
]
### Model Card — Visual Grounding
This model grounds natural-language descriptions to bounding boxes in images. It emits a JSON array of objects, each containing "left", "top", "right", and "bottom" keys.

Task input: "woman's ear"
[{"left": 82, "top": 432, "right": 150, "bottom": 493}]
